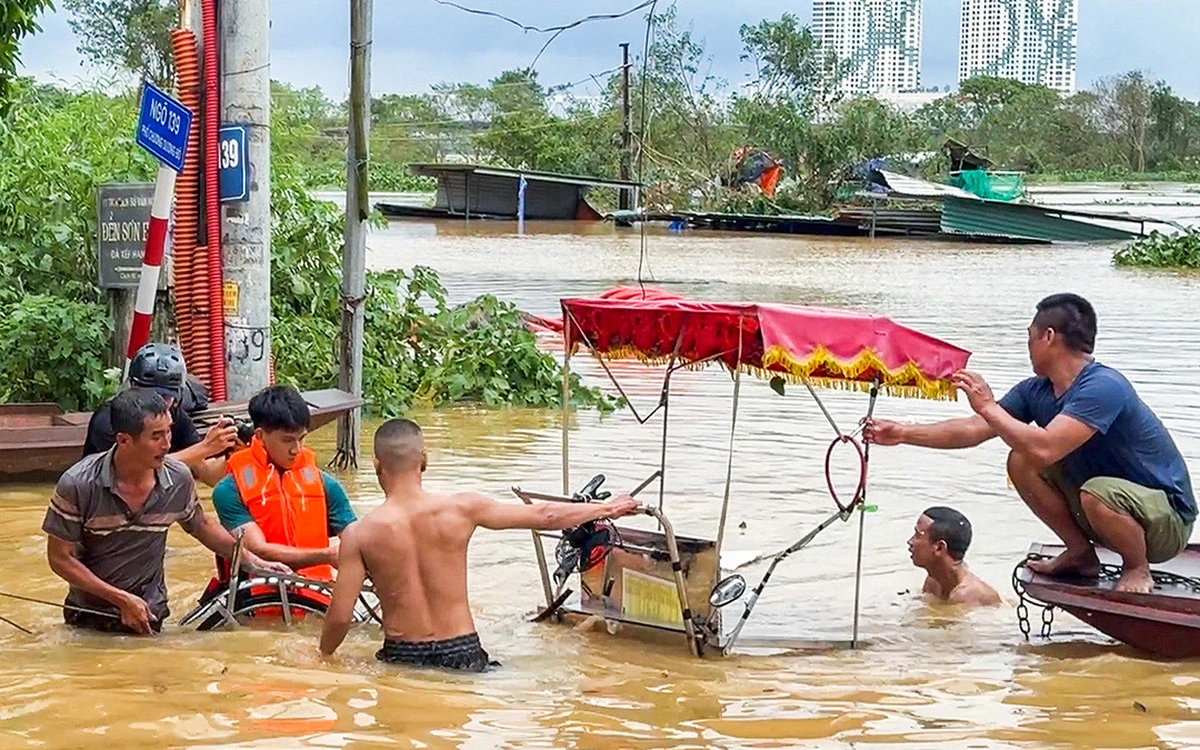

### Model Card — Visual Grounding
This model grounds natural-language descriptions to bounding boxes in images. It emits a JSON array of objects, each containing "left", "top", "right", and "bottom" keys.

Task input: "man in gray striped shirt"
[{"left": 43, "top": 389, "right": 288, "bottom": 634}]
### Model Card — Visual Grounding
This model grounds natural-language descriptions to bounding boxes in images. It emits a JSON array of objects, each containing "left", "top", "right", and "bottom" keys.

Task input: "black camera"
[{"left": 235, "top": 420, "right": 255, "bottom": 445}]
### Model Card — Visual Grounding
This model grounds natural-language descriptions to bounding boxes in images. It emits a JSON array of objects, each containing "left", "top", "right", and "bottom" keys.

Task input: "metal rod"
[
  {"left": 803, "top": 378, "right": 843, "bottom": 439},
  {"left": 657, "top": 386, "right": 670, "bottom": 512},
  {"left": 562, "top": 341, "right": 571, "bottom": 496},
  {"left": 851, "top": 380, "right": 880, "bottom": 648},
  {"left": 715, "top": 318, "right": 743, "bottom": 559},
  {"left": 723, "top": 504, "right": 850, "bottom": 653},
  {"left": 221, "top": 531, "right": 245, "bottom": 629},
  {"left": 0, "top": 613, "right": 33, "bottom": 635},
  {"left": 0, "top": 590, "right": 122, "bottom": 620}
]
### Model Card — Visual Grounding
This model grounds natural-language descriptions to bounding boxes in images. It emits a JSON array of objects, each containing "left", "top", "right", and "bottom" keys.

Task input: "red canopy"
[{"left": 561, "top": 294, "right": 971, "bottom": 400}]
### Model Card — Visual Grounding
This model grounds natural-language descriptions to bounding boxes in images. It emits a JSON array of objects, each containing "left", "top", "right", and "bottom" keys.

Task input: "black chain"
[
  {"left": 1012, "top": 553, "right": 1055, "bottom": 641},
  {"left": 1012, "top": 551, "right": 1200, "bottom": 641}
]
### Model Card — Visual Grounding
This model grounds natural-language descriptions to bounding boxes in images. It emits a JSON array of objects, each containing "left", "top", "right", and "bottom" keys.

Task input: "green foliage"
[
  {"left": 1113, "top": 231, "right": 1200, "bottom": 269},
  {"left": 0, "top": 293, "right": 119, "bottom": 410},
  {"left": 269, "top": 120, "right": 616, "bottom": 415},
  {"left": 0, "top": 79, "right": 155, "bottom": 302},
  {"left": 0, "top": 0, "right": 52, "bottom": 112},
  {"left": 61, "top": 0, "right": 176, "bottom": 89}
]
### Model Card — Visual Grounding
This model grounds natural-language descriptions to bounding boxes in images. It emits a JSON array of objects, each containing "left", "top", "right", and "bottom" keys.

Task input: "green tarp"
[{"left": 950, "top": 170, "right": 1025, "bottom": 202}]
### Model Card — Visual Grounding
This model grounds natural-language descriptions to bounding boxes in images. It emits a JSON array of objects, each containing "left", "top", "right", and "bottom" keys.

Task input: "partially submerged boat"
[
  {"left": 1014, "top": 543, "right": 1200, "bottom": 659},
  {"left": 512, "top": 291, "right": 972, "bottom": 657},
  {"left": 0, "top": 388, "right": 363, "bottom": 482}
]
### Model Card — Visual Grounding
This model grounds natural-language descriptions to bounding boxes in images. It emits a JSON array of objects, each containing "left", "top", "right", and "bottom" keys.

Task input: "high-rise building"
[
  {"left": 958, "top": 0, "right": 1078, "bottom": 94},
  {"left": 812, "top": 0, "right": 923, "bottom": 96}
]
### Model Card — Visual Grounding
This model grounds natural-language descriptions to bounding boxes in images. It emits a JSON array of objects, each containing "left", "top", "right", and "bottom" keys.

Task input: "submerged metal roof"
[{"left": 409, "top": 163, "right": 640, "bottom": 189}]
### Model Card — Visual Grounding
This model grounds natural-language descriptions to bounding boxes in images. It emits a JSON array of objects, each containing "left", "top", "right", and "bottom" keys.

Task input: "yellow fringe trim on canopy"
[
  {"left": 759, "top": 345, "right": 957, "bottom": 401},
  {"left": 569, "top": 342, "right": 958, "bottom": 401}
]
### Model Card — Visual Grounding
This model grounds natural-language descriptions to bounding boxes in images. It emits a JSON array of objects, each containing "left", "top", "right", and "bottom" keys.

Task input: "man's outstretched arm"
[
  {"left": 465, "top": 493, "right": 640, "bottom": 531},
  {"left": 866, "top": 414, "right": 995, "bottom": 450},
  {"left": 320, "top": 526, "right": 368, "bottom": 656}
]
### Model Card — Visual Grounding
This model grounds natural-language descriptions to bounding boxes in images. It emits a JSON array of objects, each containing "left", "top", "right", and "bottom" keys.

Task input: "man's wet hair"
[
  {"left": 922, "top": 506, "right": 973, "bottom": 561},
  {"left": 248, "top": 385, "right": 311, "bottom": 432},
  {"left": 1033, "top": 293, "right": 1096, "bottom": 354},
  {"left": 374, "top": 419, "right": 424, "bottom": 473},
  {"left": 112, "top": 388, "right": 170, "bottom": 437}
]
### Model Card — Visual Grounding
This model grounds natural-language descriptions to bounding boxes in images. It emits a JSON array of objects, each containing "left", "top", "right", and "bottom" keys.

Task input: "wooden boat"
[
  {"left": 1015, "top": 542, "right": 1200, "bottom": 659},
  {"left": 0, "top": 388, "right": 363, "bottom": 482}
]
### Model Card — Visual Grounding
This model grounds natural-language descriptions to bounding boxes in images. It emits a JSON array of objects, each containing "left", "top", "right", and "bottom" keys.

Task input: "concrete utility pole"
[
  {"left": 336, "top": 0, "right": 372, "bottom": 467},
  {"left": 220, "top": 0, "right": 271, "bottom": 399},
  {"left": 619, "top": 42, "right": 633, "bottom": 211}
]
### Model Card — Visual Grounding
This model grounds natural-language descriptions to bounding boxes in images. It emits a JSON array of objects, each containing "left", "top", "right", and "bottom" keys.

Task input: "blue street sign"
[
  {"left": 218, "top": 125, "right": 249, "bottom": 202},
  {"left": 135, "top": 81, "right": 193, "bottom": 173}
]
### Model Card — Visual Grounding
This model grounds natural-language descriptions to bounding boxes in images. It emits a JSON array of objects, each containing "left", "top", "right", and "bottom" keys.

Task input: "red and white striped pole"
[{"left": 123, "top": 164, "right": 177, "bottom": 376}]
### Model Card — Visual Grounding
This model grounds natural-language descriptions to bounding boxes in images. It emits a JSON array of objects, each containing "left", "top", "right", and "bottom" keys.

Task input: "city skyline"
[{"left": 17, "top": 1, "right": 1198, "bottom": 101}]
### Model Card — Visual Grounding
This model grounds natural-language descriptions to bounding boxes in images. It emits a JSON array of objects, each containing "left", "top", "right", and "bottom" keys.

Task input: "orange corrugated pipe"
[
  {"left": 169, "top": 27, "right": 212, "bottom": 389},
  {"left": 202, "top": 0, "right": 227, "bottom": 400}
]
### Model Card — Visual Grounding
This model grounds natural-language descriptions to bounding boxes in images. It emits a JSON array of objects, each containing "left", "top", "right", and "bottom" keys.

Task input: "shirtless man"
[
  {"left": 908, "top": 506, "right": 1000, "bottom": 606},
  {"left": 319, "top": 418, "right": 640, "bottom": 671}
]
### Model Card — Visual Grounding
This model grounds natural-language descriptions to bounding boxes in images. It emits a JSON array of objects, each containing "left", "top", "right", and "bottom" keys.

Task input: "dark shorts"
[
  {"left": 64, "top": 607, "right": 163, "bottom": 635},
  {"left": 1043, "top": 466, "right": 1193, "bottom": 564},
  {"left": 376, "top": 633, "right": 499, "bottom": 672}
]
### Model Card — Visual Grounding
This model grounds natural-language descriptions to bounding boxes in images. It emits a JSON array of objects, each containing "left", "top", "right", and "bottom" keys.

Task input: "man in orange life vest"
[{"left": 211, "top": 386, "right": 357, "bottom": 580}]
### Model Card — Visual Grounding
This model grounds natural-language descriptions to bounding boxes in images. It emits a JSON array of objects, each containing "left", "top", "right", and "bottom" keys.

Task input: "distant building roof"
[{"left": 408, "top": 163, "right": 640, "bottom": 190}]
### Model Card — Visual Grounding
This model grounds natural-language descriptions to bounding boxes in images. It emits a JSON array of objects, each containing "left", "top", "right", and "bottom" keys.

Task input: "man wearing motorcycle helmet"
[{"left": 83, "top": 343, "right": 237, "bottom": 486}]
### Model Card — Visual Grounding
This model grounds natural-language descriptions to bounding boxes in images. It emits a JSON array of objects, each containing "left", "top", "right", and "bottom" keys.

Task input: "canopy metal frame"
[{"left": 539, "top": 308, "right": 883, "bottom": 657}]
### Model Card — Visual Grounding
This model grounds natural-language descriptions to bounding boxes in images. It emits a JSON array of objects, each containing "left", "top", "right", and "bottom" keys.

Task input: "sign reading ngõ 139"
[
  {"left": 218, "top": 125, "right": 249, "bottom": 202},
  {"left": 136, "top": 81, "right": 193, "bottom": 173}
]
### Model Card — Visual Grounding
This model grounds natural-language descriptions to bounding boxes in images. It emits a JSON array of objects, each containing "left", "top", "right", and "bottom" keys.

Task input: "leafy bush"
[
  {"left": 0, "top": 293, "right": 119, "bottom": 409},
  {"left": 1113, "top": 230, "right": 1200, "bottom": 268}
]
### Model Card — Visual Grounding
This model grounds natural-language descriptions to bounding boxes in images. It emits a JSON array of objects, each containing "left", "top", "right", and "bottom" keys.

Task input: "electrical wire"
[{"left": 635, "top": 0, "right": 658, "bottom": 296}]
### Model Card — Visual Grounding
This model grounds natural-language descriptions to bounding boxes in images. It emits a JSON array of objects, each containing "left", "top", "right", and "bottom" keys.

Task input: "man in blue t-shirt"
[{"left": 867, "top": 293, "right": 1194, "bottom": 594}]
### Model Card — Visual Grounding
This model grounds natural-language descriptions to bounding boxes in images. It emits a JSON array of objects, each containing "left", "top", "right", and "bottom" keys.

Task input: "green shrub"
[{"left": 1114, "top": 230, "right": 1200, "bottom": 268}]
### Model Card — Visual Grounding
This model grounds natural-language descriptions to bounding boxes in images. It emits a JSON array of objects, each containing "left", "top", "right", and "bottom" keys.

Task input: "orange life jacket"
[{"left": 226, "top": 436, "right": 334, "bottom": 582}]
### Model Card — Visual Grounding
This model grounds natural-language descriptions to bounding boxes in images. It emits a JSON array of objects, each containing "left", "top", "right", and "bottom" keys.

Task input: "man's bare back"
[
  {"left": 341, "top": 491, "right": 485, "bottom": 643},
  {"left": 319, "top": 419, "right": 639, "bottom": 671}
]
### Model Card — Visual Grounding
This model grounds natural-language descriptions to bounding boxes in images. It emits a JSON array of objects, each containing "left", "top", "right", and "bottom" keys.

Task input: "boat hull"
[
  {"left": 0, "top": 388, "right": 363, "bottom": 482},
  {"left": 1018, "top": 542, "right": 1200, "bottom": 659}
]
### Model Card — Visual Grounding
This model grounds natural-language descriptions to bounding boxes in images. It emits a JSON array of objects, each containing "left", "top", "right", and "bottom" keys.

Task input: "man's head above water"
[
  {"left": 908, "top": 506, "right": 973, "bottom": 570},
  {"left": 248, "top": 385, "right": 311, "bottom": 470},
  {"left": 373, "top": 418, "right": 427, "bottom": 488}
]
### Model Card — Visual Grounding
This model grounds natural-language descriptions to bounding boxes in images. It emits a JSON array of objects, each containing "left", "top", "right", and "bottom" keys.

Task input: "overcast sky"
[{"left": 18, "top": 0, "right": 1200, "bottom": 101}]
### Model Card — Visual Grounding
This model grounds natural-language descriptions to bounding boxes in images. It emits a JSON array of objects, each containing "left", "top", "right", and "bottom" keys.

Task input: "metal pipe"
[
  {"left": 642, "top": 507, "right": 700, "bottom": 657},
  {"left": 515, "top": 487, "right": 556, "bottom": 608}
]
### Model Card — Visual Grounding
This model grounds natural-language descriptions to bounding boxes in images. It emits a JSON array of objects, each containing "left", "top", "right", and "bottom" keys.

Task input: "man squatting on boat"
[{"left": 869, "top": 293, "right": 1195, "bottom": 594}]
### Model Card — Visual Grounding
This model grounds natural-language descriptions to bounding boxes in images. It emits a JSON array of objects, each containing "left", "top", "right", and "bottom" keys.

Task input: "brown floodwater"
[{"left": 5, "top": 215, "right": 1200, "bottom": 748}]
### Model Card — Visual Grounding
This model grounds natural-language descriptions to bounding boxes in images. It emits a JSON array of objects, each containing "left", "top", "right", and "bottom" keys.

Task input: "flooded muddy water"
[{"left": 4, "top": 202, "right": 1200, "bottom": 747}]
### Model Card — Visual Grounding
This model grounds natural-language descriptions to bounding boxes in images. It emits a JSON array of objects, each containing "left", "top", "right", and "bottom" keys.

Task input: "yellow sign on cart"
[{"left": 621, "top": 569, "right": 684, "bottom": 629}]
